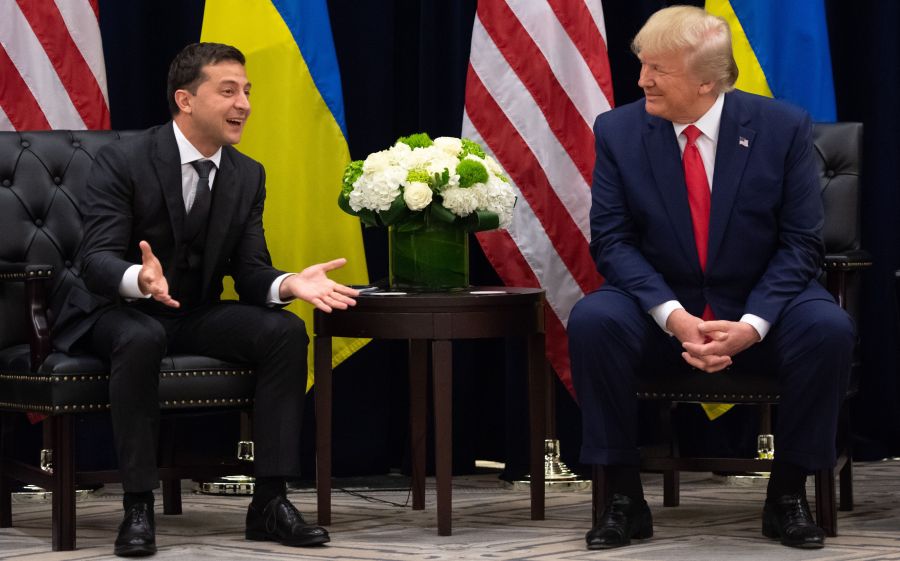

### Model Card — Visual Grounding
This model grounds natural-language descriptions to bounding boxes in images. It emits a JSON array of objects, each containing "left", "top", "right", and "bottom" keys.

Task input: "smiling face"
[
  {"left": 173, "top": 60, "right": 251, "bottom": 156},
  {"left": 637, "top": 49, "right": 715, "bottom": 124}
]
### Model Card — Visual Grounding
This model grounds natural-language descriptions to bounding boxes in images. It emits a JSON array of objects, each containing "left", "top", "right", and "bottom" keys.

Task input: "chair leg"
[
  {"left": 159, "top": 418, "right": 182, "bottom": 515},
  {"left": 663, "top": 470, "right": 680, "bottom": 507},
  {"left": 839, "top": 457, "right": 853, "bottom": 511},
  {"left": 814, "top": 468, "right": 837, "bottom": 537},
  {"left": 592, "top": 465, "right": 608, "bottom": 527},
  {"left": 661, "top": 402, "right": 680, "bottom": 507},
  {"left": 0, "top": 413, "right": 12, "bottom": 527},
  {"left": 162, "top": 480, "right": 182, "bottom": 515},
  {"left": 50, "top": 415, "right": 76, "bottom": 551}
]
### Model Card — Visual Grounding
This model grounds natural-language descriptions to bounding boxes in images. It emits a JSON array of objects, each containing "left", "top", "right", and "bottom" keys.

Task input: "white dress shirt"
[
  {"left": 647, "top": 93, "right": 770, "bottom": 340},
  {"left": 119, "top": 122, "right": 293, "bottom": 304}
]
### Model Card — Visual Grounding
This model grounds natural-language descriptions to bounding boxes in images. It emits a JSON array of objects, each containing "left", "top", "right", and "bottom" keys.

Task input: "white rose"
[
  {"left": 402, "top": 181, "right": 433, "bottom": 211},
  {"left": 433, "top": 137, "right": 463, "bottom": 155}
]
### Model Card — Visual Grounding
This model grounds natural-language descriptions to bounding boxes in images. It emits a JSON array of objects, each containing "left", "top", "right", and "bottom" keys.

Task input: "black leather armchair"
[
  {"left": 592, "top": 122, "right": 870, "bottom": 537},
  {"left": 0, "top": 130, "right": 257, "bottom": 550}
]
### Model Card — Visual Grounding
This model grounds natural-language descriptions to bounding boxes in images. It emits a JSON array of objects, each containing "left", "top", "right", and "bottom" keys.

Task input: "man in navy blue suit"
[{"left": 568, "top": 6, "right": 853, "bottom": 550}]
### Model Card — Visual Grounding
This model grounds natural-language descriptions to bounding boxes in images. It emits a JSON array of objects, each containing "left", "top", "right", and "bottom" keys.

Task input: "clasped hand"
[
  {"left": 666, "top": 308, "right": 760, "bottom": 373},
  {"left": 136, "top": 241, "right": 358, "bottom": 312}
]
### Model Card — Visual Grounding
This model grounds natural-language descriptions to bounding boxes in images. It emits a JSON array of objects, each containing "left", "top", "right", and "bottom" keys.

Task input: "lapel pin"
[{"left": 739, "top": 136, "right": 750, "bottom": 147}]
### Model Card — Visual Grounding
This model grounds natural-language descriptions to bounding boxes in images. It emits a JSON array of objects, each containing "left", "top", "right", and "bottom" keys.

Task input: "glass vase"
[{"left": 389, "top": 222, "right": 469, "bottom": 291}]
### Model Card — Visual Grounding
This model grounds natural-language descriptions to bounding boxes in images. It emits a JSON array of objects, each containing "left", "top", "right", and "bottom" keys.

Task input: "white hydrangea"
[
  {"left": 349, "top": 165, "right": 405, "bottom": 212},
  {"left": 472, "top": 175, "right": 517, "bottom": 228},
  {"left": 441, "top": 186, "right": 480, "bottom": 217}
]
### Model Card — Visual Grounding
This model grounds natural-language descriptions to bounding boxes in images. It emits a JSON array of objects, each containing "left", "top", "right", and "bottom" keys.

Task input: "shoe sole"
[
  {"left": 762, "top": 520, "right": 825, "bottom": 549},
  {"left": 113, "top": 544, "right": 157, "bottom": 557},
  {"left": 245, "top": 530, "right": 330, "bottom": 547}
]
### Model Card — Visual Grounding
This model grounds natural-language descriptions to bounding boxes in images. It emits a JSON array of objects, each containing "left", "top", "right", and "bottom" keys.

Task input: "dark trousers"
[
  {"left": 568, "top": 286, "right": 854, "bottom": 471},
  {"left": 87, "top": 302, "right": 308, "bottom": 492}
]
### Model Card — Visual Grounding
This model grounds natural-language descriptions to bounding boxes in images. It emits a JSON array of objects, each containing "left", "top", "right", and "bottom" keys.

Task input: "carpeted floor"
[{"left": 2, "top": 460, "right": 899, "bottom": 560}]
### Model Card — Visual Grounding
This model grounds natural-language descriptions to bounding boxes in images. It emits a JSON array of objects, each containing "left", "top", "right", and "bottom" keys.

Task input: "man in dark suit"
[
  {"left": 53, "top": 43, "right": 359, "bottom": 557},
  {"left": 568, "top": 6, "right": 853, "bottom": 551}
]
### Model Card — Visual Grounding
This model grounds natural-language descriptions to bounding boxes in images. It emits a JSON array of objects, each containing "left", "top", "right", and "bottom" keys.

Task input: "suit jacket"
[
  {"left": 50, "top": 122, "right": 285, "bottom": 352},
  {"left": 589, "top": 89, "right": 832, "bottom": 325}
]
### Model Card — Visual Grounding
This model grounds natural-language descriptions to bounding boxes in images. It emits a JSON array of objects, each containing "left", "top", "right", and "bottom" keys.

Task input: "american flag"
[
  {"left": 463, "top": 0, "right": 612, "bottom": 396},
  {"left": 0, "top": 0, "right": 110, "bottom": 131}
]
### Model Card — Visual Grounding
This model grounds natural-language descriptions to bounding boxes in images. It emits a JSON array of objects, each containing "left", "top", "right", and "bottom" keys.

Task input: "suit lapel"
[
  {"left": 642, "top": 113, "right": 700, "bottom": 273},
  {"left": 151, "top": 123, "right": 186, "bottom": 255},
  {"left": 708, "top": 93, "right": 755, "bottom": 269},
  {"left": 202, "top": 146, "right": 240, "bottom": 294}
]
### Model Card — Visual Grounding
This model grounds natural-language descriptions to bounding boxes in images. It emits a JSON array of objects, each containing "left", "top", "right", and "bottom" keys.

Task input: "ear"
[
  {"left": 698, "top": 81, "right": 716, "bottom": 96},
  {"left": 174, "top": 89, "right": 193, "bottom": 114}
]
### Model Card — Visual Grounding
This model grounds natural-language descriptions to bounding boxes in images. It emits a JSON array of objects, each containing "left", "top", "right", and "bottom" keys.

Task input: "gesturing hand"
[
  {"left": 280, "top": 258, "right": 359, "bottom": 313},
  {"left": 137, "top": 240, "right": 180, "bottom": 308}
]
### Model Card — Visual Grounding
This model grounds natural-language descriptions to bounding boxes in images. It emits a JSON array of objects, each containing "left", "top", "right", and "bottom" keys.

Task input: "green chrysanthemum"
[
  {"left": 397, "top": 132, "right": 433, "bottom": 149},
  {"left": 456, "top": 158, "right": 489, "bottom": 188},
  {"left": 406, "top": 169, "right": 432, "bottom": 184},
  {"left": 460, "top": 138, "right": 485, "bottom": 159},
  {"left": 341, "top": 160, "right": 364, "bottom": 195}
]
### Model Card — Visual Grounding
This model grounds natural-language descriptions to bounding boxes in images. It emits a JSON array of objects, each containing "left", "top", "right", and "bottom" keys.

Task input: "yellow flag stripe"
[{"left": 705, "top": 0, "right": 772, "bottom": 98}]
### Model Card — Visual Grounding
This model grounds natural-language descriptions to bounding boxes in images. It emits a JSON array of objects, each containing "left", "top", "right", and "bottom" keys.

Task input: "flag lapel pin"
[{"left": 739, "top": 136, "right": 750, "bottom": 147}]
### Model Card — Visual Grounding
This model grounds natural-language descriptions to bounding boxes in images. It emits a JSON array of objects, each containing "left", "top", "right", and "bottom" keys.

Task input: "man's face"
[
  {"left": 637, "top": 49, "right": 712, "bottom": 124},
  {"left": 178, "top": 60, "right": 251, "bottom": 155}
]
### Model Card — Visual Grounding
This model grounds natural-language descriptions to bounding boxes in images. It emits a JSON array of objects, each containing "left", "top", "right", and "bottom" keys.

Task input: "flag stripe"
[
  {"left": 54, "top": 0, "right": 110, "bottom": 108},
  {"left": 546, "top": 0, "right": 615, "bottom": 107},
  {"left": 16, "top": 0, "right": 109, "bottom": 129},
  {"left": 466, "top": 67, "right": 597, "bottom": 295},
  {"left": 477, "top": 1, "right": 595, "bottom": 185},
  {"left": 0, "top": 44, "right": 52, "bottom": 130}
]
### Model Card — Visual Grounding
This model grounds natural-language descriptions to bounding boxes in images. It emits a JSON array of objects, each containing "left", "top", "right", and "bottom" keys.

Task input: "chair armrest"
[
  {"left": 0, "top": 262, "right": 54, "bottom": 369},
  {"left": 824, "top": 250, "right": 873, "bottom": 271}
]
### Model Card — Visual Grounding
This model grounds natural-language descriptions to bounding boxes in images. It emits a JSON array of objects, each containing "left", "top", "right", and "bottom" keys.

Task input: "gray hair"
[{"left": 631, "top": 5, "right": 738, "bottom": 94}]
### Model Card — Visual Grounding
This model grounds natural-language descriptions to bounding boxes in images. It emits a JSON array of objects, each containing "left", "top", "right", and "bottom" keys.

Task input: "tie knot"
[
  {"left": 683, "top": 125, "right": 702, "bottom": 145},
  {"left": 191, "top": 159, "right": 215, "bottom": 180}
]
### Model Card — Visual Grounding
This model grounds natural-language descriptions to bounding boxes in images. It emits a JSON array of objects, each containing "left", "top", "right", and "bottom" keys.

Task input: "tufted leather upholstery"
[
  {"left": 592, "top": 123, "right": 870, "bottom": 539},
  {"left": 0, "top": 130, "right": 257, "bottom": 551}
]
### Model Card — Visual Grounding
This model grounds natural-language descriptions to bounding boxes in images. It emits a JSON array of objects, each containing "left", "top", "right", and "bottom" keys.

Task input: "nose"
[
  {"left": 235, "top": 90, "right": 250, "bottom": 112},
  {"left": 637, "top": 64, "right": 653, "bottom": 89}
]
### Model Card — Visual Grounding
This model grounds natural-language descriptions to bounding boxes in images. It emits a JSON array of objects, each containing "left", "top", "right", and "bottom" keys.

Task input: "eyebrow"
[{"left": 219, "top": 79, "right": 251, "bottom": 90}]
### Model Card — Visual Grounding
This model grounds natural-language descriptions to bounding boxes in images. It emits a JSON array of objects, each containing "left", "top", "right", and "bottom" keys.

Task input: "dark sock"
[
  {"left": 123, "top": 491, "right": 154, "bottom": 512},
  {"left": 767, "top": 461, "right": 808, "bottom": 499},
  {"left": 605, "top": 465, "right": 644, "bottom": 501},
  {"left": 252, "top": 476, "right": 286, "bottom": 508}
]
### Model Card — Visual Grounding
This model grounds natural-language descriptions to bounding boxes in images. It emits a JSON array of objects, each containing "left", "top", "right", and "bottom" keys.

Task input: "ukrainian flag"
[
  {"left": 201, "top": 0, "right": 369, "bottom": 390},
  {"left": 701, "top": 1, "right": 836, "bottom": 421},
  {"left": 706, "top": 0, "right": 837, "bottom": 121}
]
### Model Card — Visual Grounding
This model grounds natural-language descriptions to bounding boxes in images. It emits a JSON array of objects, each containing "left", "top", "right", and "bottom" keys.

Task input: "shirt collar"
[
  {"left": 172, "top": 121, "right": 222, "bottom": 169},
  {"left": 672, "top": 92, "right": 725, "bottom": 143}
]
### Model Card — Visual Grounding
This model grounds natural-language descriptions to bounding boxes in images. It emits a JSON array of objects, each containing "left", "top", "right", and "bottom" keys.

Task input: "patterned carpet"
[{"left": 2, "top": 460, "right": 899, "bottom": 560}]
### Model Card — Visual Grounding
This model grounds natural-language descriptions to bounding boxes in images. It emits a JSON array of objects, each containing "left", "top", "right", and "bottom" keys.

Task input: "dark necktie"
[
  {"left": 681, "top": 125, "right": 714, "bottom": 321},
  {"left": 186, "top": 159, "right": 215, "bottom": 240}
]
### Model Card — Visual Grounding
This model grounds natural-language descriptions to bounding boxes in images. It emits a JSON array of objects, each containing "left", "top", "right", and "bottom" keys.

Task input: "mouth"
[{"left": 226, "top": 118, "right": 244, "bottom": 127}]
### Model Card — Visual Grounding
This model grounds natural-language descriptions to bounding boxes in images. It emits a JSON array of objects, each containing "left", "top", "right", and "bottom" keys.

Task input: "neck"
[{"left": 173, "top": 115, "right": 219, "bottom": 157}]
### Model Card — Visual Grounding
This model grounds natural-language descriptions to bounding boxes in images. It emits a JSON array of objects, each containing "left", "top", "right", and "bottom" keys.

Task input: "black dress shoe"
[
  {"left": 114, "top": 503, "right": 157, "bottom": 557},
  {"left": 762, "top": 494, "right": 825, "bottom": 549},
  {"left": 586, "top": 494, "right": 653, "bottom": 550},
  {"left": 246, "top": 495, "right": 329, "bottom": 547}
]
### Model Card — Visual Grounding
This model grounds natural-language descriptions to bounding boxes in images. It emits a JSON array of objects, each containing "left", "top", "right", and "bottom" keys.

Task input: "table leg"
[
  {"left": 528, "top": 331, "right": 546, "bottom": 520},
  {"left": 315, "top": 336, "right": 333, "bottom": 525},
  {"left": 432, "top": 339, "right": 453, "bottom": 536},
  {"left": 409, "top": 340, "right": 428, "bottom": 510}
]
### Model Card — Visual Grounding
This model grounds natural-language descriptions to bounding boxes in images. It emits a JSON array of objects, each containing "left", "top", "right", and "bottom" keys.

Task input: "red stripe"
[
  {"left": 476, "top": 3, "right": 594, "bottom": 185},
  {"left": 547, "top": 0, "right": 615, "bottom": 108},
  {"left": 16, "top": 0, "right": 110, "bottom": 129},
  {"left": 0, "top": 46, "right": 52, "bottom": 130},
  {"left": 466, "top": 67, "right": 601, "bottom": 295},
  {"left": 88, "top": 0, "right": 100, "bottom": 20},
  {"left": 476, "top": 229, "right": 577, "bottom": 398}
]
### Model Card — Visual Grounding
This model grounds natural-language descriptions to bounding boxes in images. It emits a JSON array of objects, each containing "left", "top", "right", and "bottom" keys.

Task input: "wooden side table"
[{"left": 314, "top": 287, "right": 546, "bottom": 535}]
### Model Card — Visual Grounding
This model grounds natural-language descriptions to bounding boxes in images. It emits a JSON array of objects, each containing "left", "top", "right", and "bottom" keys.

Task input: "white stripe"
[
  {"left": 0, "top": 2, "right": 85, "bottom": 129},
  {"left": 507, "top": 0, "right": 611, "bottom": 127},
  {"left": 0, "top": 105, "right": 14, "bottom": 132},
  {"left": 584, "top": 0, "right": 608, "bottom": 44},
  {"left": 464, "top": 112, "right": 583, "bottom": 326},
  {"left": 468, "top": 16, "right": 591, "bottom": 240},
  {"left": 54, "top": 0, "right": 110, "bottom": 107}
]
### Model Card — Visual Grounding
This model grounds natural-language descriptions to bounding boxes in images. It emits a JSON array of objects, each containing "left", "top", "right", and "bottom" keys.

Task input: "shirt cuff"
[
  {"left": 119, "top": 264, "right": 150, "bottom": 299},
  {"left": 649, "top": 300, "right": 683, "bottom": 335},
  {"left": 268, "top": 273, "right": 295, "bottom": 305},
  {"left": 740, "top": 314, "right": 770, "bottom": 341}
]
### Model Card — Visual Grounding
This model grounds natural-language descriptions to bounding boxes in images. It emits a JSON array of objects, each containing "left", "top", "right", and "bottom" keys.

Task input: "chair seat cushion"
[{"left": 0, "top": 344, "right": 255, "bottom": 414}]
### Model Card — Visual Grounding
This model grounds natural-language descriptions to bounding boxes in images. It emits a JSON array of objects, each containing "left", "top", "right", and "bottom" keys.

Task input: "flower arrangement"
[{"left": 338, "top": 133, "right": 516, "bottom": 232}]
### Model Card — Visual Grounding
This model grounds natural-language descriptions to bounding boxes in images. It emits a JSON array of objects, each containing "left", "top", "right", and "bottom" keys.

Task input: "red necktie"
[{"left": 682, "top": 125, "right": 714, "bottom": 321}]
